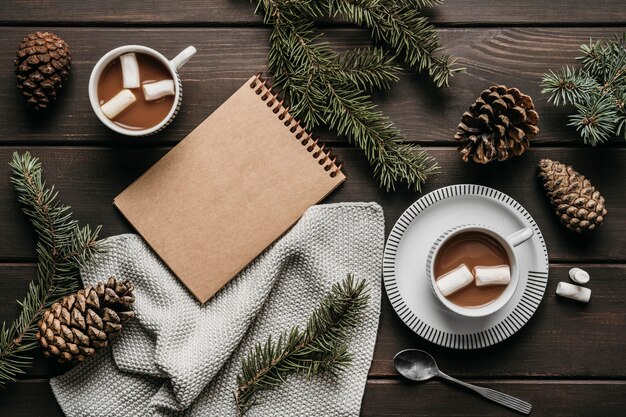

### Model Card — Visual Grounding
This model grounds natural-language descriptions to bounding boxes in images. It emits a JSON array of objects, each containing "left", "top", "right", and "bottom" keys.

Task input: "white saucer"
[{"left": 383, "top": 184, "right": 549, "bottom": 349}]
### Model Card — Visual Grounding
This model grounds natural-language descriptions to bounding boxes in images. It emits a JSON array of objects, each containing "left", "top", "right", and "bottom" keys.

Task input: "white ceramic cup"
[
  {"left": 426, "top": 224, "right": 533, "bottom": 318},
  {"left": 88, "top": 45, "right": 196, "bottom": 136}
]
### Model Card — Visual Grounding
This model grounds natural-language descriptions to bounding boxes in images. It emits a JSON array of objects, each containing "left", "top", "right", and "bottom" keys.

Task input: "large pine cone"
[
  {"left": 37, "top": 277, "right": 135, "bottom": 364},
  {"left": 538, "top": 159, "right": 607, "bottom": 234},
  {"left": 455, "top": 85, "right": 539, "bottom": 164},
  {"left": 15, "top": 31, "right": 71, "bottom": 110}
]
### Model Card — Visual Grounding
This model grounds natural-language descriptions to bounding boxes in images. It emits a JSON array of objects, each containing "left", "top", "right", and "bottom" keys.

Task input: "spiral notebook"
[{"left": 114, "top": 75, "right": 345, "bottom": 303}]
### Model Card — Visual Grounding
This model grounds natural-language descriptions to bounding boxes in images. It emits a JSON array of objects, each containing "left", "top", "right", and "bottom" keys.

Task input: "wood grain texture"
[
  {"left": 361, "top": 379, "right": 626, "bottom": 417},
  {"left": 1, "top": 1, "right": 625, "bottom": 25},
  {"left": 2, "top": 27, "right": 626, "bottom": 145},
  {"left": 1, "top": 379, "right": 625, "bottom": 417},
  {"left": 2, "top": 265, "right": 623, "bottom": 380},
  {"left": 0, "top": 147, "right": 622, "bottom": 262}
]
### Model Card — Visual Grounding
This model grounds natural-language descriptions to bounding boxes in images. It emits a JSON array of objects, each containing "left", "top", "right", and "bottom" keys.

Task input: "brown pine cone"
[
  {"left": 15, "top": 31, "right": 71, "bottom": 110},
  {"left": 455, "top": 85, "right": 539, "bottom": 164},
  {"left": 538, "top": 159, "right": 607, "bottom": 233},
  {"left": 37, "top": 277, "right": 135, "bottom": 364}
]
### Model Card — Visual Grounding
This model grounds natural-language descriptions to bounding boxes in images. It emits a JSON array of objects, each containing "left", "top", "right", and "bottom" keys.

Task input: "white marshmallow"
[
  {"left": 436, "top": 264, "right": 474, "bottom": 297},
  {"left": 473, "top": 265, "right": 511, "bottom": 287},
  {"left": 556, "top": 282, "right": 591, "bottom": 303},
  {"left": 101, "top": 89, "right": 136, "bottom": 120},
  {"left": 142, "top": 79, "right": 175, "bottom": 101},
  {"left": 569, "top": 267, "right": 590, "bottom": 284},
  {"left": 120, "top": 53, "right": 140, "bottom": 89}
]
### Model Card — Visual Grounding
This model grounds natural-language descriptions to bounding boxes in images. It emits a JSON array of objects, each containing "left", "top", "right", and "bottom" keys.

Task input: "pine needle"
[
  {"left": 0, "top": 152, "right": 104, "bottom": 386},
  {"left": 569, "top": 93, "right": 618, "bottom": 146},
  {"left": 257, "top": 0, "right": 445, "bottom": 191},
  {"left": 540, "top": 67, "right": 596, "bottom": 106},
  {"left": 234, "top": 274, "right": 369, "bottom": 416},
  {"left": 330, "top": 0, "right": 465, "bottom": 88},
  {"left": 541, "top": 33, "right": 626, "bottom": 145}
]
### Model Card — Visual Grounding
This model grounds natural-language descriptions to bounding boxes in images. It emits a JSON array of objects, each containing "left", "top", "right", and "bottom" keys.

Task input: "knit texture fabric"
[{"left": 50, "top": 202, "right": 384, "bottom": 416}]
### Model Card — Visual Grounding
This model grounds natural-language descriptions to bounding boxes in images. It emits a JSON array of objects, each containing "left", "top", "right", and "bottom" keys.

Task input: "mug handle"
[
  {"left": 506, "top": 227, "right": 533, "bottom": 247},
  {"left": 170, "top": 46, "right": 197, "bottom": 71}
]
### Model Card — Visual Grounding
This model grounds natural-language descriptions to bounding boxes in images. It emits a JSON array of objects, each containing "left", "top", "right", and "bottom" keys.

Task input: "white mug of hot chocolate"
[
  {"left": 88, "top": 45, "right": 196, "bottom": 136},
  {"left": 426, "top": 224, "right": 533, "bottom": 318}
]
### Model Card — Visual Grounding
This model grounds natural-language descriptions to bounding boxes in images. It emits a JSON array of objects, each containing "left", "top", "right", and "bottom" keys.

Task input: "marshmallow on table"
[
  {"left": 473, "top": 265, "right": 511, "bottom": 287},
  {"left": 142, "top": 79, "right": 175, "bottom": 101},
  {"left": 569, "top": 267, "right": 590, "bottom": 284},
  {"left": 556, "top": 281, "right": 591, "bottom": 303},
  {"left": 101, "top": 89, "right": 136, "bottom": 120},
  {"left": 436, "top": 264, "right": 474, "bottom": 297},
  {"left": 120, "top": 53, "right": 140, "bottom": 89}
]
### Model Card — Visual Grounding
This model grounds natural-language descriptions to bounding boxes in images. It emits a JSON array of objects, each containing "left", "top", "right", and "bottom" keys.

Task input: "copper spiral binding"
[{"left": 249, "top": 74, "right": 342, "bottom": 178}]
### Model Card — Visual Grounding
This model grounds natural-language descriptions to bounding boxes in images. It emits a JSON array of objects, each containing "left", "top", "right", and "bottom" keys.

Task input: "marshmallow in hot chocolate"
[
  {"left": 101, "top": 89, "right": 136, "bottom": 120},
  {"left": 436, "top": 264, "right": 474, "bottom": 297},
  {"left": 120, "top": 53, "right": 140, "bottom": 89},
  {"left": 142, "top": 79, "right": 175, "bottom": 101},
  {"left": 473, "top": 265, "right": 511, "bottom": 287}
]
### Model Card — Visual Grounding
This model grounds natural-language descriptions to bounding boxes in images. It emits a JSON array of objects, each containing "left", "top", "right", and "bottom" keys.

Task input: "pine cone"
[
  {"left": 455, "top": 85, "right": 539, "bottom": 163},
  {"left": 15, "top": 31, "right": 71, "bottom": 111},
  {"left": 37, "top": 277, "right": 135, "bottom": 364},
  {"left": 538, "top": 159, "right": 607, "bottom": 234}
]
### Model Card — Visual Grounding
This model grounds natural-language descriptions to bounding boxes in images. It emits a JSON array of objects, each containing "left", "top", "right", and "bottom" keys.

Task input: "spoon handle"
[{"left": 438, "top": 372, "right": 532, "bottom": 415}]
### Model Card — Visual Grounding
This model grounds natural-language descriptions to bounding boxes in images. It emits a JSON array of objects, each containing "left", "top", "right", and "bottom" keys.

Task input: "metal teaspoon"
[{"left": 394, "top": 349, "right": 532, "bottom": 415}]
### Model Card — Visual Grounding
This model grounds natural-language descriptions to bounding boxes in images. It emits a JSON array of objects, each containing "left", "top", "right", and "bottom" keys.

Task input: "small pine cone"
[
  {"left": 36, "top": 277, "right": 135, "bottom": 364},
  {"left": 538, "top": 159, "right": 607, "bottom": 234},
  {"left": 15, "top": 32, "right": 71, "bottom": 111},
  {"left": 455, "top": 85, "right": 539, "bottom": 164}
]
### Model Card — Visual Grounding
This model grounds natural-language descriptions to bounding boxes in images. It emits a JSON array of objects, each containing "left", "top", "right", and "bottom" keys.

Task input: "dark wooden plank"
[
  {"left": 1, "top": 1, "right": 625, "bottom": 25},
  {"left": 2, "top": 264, "right": 624, "bottom": 379},
  {"left": 370, "top": 264, "right": 626, "bottom": 378},
  {"left": 2, "top": 27, "right": 626, "bottom": 146},
  {"left": 0, "top": 380, "right": 63, "bottom": 417},
  {"left": 362, "top": 379, "right": 626, "bottom": 417},
  {"left": 2, "top": 379, "right": 625, "bottom": 417},
  {"left": 0, "top": 147, "right": 622, "bottom": 262}
]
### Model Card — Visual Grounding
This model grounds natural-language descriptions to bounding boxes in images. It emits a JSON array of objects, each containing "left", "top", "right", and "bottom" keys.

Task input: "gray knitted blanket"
[{"left": 50, "top": 202, "right": 384, "bottom": 417}]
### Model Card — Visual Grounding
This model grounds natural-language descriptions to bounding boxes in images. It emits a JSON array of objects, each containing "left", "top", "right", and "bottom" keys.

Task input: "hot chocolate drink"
[
  {"left": 97, "top": 53, "right": 174, "bottom": 131},
  {"left": 434, "top": 231, "right": 510, "bottom": 308}
]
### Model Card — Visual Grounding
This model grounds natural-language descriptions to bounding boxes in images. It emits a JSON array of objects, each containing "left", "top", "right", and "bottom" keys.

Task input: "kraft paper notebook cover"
[{"left": 114, "top": 75, "right": 345, "bottom": 303}]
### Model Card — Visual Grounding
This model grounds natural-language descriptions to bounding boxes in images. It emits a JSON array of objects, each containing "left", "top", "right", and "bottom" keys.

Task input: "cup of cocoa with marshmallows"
[
  {"left": 426, "top": 224, "right": 533, "bottom": 318},
  {"left": 88, "top": 45, "right": 196, "bottom": 136}
]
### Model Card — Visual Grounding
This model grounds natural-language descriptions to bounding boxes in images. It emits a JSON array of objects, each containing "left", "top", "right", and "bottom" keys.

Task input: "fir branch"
[
  {"left": 332, "top": 48, "right": 400, "bottom": 91},
  {"left": 540, "top": 67, "right": 596, "bottom": 106},
  {"left": 328, "top": 0, "right": 465, "bottom": 87},
  {"left": 234, "top": 274, "right": 369, "bottom": 416},
  {"left": 265, "top": 9, "right": 439, "bottom": 191},
  {"left": 541, "top": 33, "right": 626, "bottom": 145},
  {"left": 323, "top": 83, "right": 438, "bottom": 190},
  {"left": 569, "top": 93, "right": 618, "bottom": 146},
  {"left": 613, "top": 88, "right": 626, "bottom": 138},
  {"left": 0, "top": 152, "right": 104, "bottom": 386}
]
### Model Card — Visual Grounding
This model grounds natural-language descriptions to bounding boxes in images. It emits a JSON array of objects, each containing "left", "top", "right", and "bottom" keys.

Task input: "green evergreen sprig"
[
  {"left": 330, "top": 0, "right": 463, "bottom": 88},
  {"left": 254, "top": 0, "right": 461, "bottom": 191},
  {"left": 234, "top": 274, "right": 369, "bottom": 416},
  {"left": 0, "top": 152, "right": 104, "bottom": 386},
  {"left": 541, "top": 33, "right": 626, "bottom": 146}
]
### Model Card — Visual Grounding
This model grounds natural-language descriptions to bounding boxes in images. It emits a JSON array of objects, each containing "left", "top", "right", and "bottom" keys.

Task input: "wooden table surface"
[{"left": 1, "top": 1, "right": 625, "bottom": 416}]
